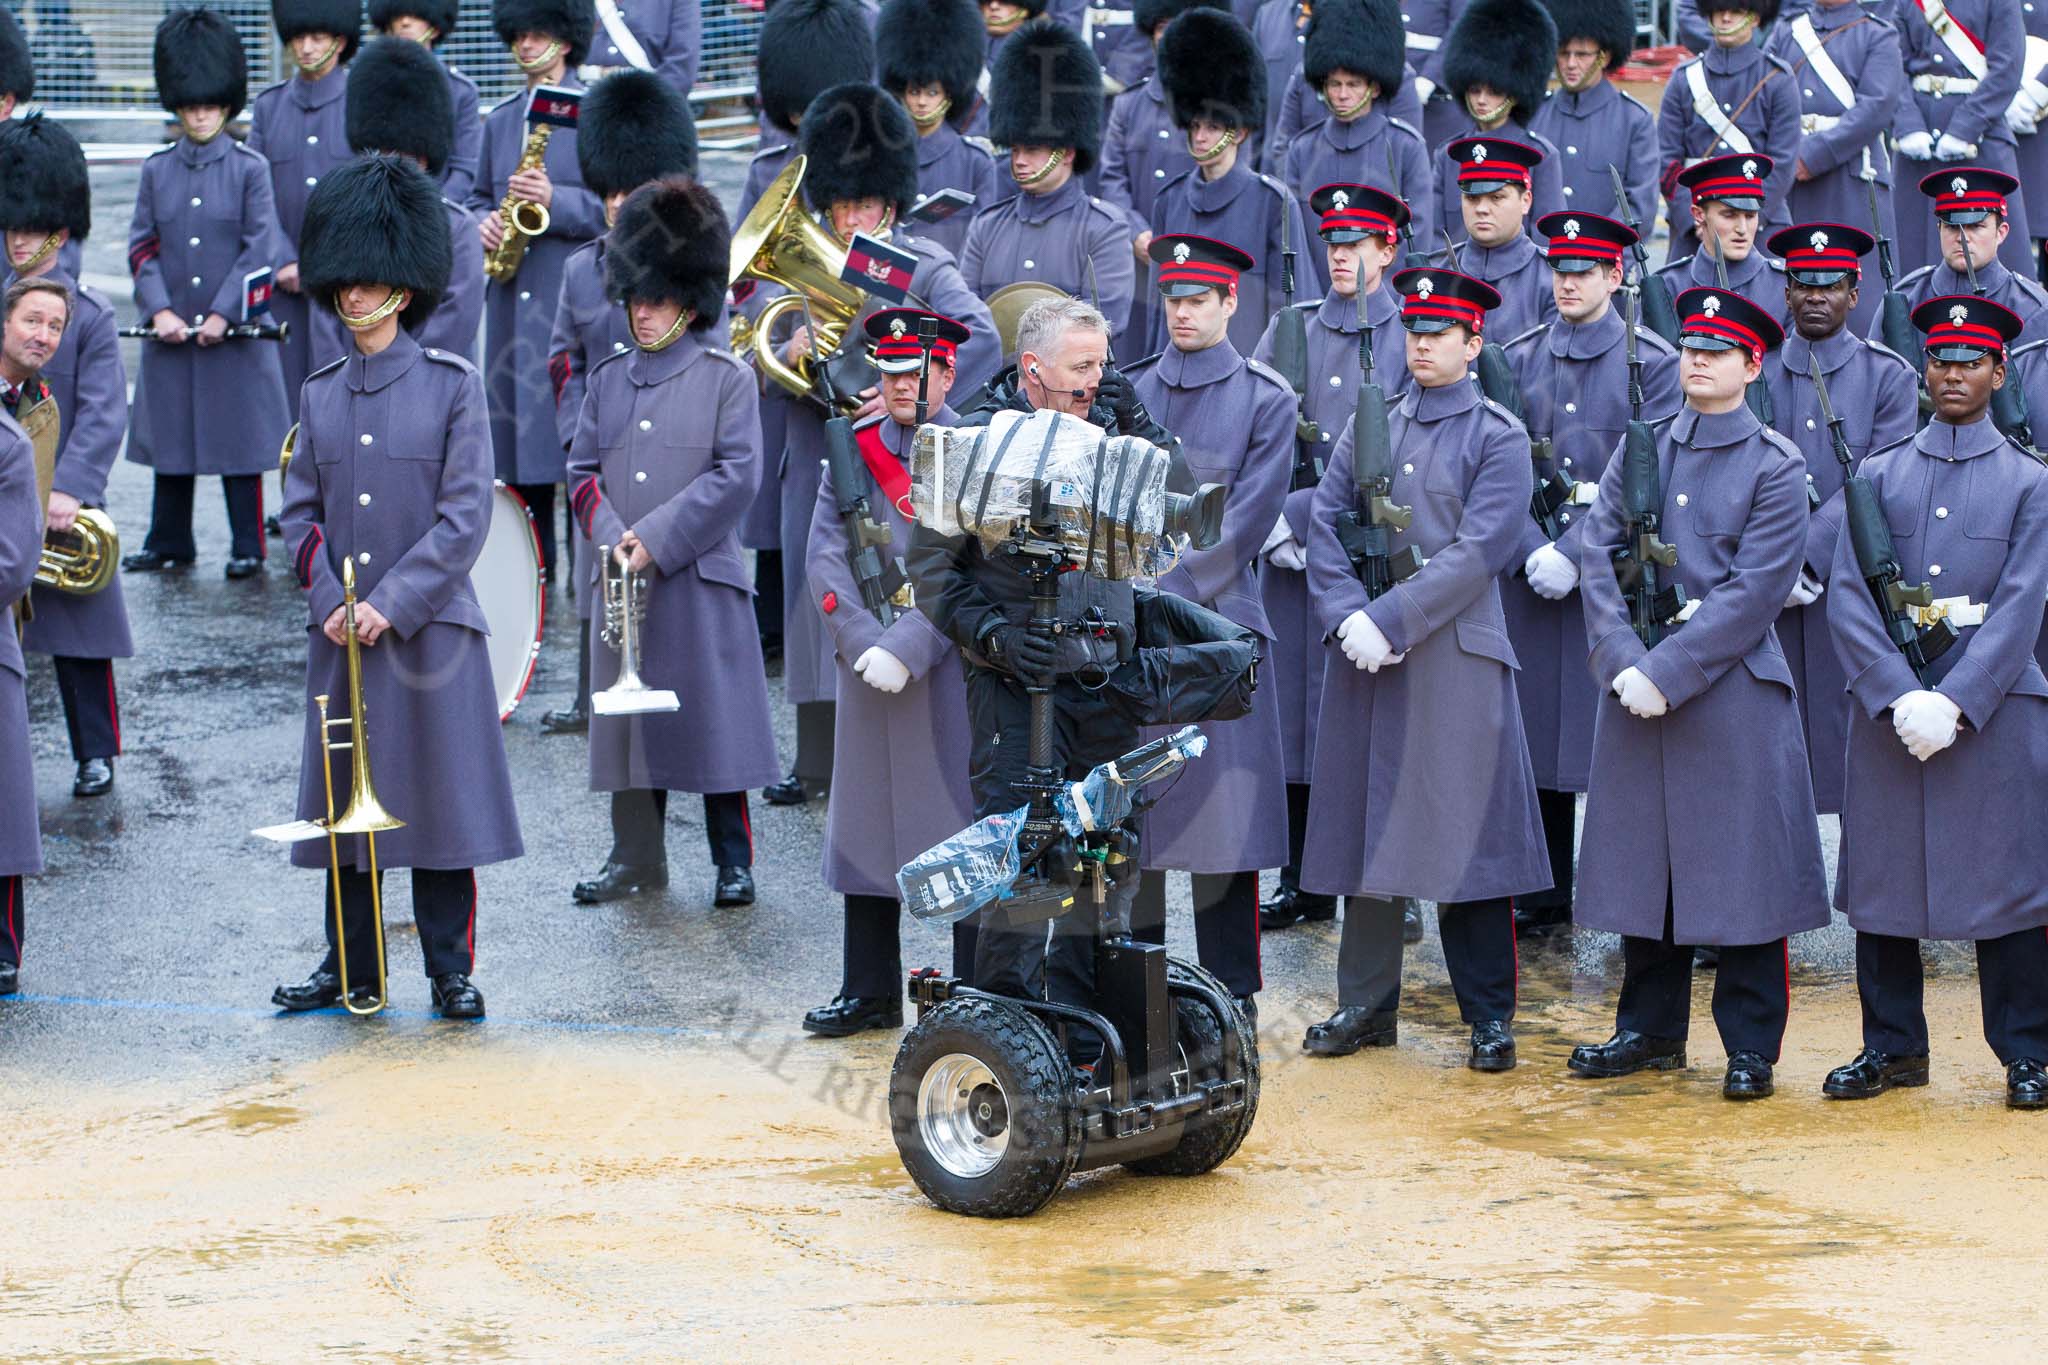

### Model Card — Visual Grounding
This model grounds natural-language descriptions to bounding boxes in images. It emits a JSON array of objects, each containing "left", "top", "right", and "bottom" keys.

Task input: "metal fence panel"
[{"left": 4, "top": 0, "right": 761, "bottom": 112}]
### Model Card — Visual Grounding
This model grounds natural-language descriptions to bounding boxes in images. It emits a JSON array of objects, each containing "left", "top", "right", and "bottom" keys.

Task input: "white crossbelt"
[
  {"left": 1918, "top": 0, "right": 1988, "bottom": 80},
  {"left": 1790, "top": 15, "right": 1859, "bottom": 111},
  {"left": 1686, "top": 62, "right": 1756, "bottom": 154},
  {"left": 1406, "top": 32, "right": 1441, "bottom": 51},
  {"left": 593, "top": 0, "right": 653, "bottom": 70}
]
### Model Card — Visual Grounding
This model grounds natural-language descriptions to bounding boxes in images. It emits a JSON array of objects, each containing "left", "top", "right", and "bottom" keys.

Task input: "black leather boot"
[
  {"left": 1302, "top": 1006, "right": 1398, "bottom": 1056},
  {"left": 1723, "top": 1051, "right": 1775, "bottom": 1100},
  {"left": 1821, "top": 1048, "right": 1930, "bottom": 1099},
  {"left": 801, "top": 995, "right": 904, "bottom": 1037},
  {"left": 1258, "top": 884, "right": 1336, "bottom": 931},
  {"left": 714, "top": 865, "right": 756, "bottom": 907},
  {"left": 572, "top": 861, "right": 668, "bottom": 904},
  {"left": 1567, "top": 1029, "right": 1687, "bottom": 1078},
  {"left": 431, "top": 973, "right": 485, "bottom": 1020},
  {"left": 1468, "top": 1020, "right": 1517, "bottom": 1072}
]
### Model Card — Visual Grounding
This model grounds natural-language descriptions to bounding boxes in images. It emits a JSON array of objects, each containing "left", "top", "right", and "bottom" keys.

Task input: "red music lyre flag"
[{"left": 841, "top": 233, "right": 918, "bottom": 304}]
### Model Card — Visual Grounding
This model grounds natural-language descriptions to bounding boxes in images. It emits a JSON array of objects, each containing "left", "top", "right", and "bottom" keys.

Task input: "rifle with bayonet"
[
  {"left": 815, "top": 331, "right": 909, "bottom": 626},
  {"left": 1811, "top": 353, "right": 1956, "bottom": 684},
  {"left": 1270, "top": 202, "right": 1324, "bottom": 491},
  {"left": 1867, "top": 174, "right": 1920, "bottom": 383},
  {"left": 1389, "top": 145, "right": 1430, "bottom": 270},
  {"left": 1711, "top": 232, "right": 1775, "bottom": 428},
  {"left": 1333, "top": 287, "right": 1423, "bottom": 597},
  {"left": 1612, "top": 286, "right": 1687, "bottom": 646},
  {"left": 1611, "top": 163, "right": 1679, "bottom": 342},
  {"left": 1956, "top": 225, "right": 2038, "bottom": 447},
  {"left": 1472, "top": 328, "right": 1571, "bottom": 540}
]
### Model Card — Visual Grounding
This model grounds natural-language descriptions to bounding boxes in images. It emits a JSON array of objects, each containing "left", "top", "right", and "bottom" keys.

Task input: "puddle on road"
[{"left": 8, "top": 971, "right": 2046, "bottom": 1360}]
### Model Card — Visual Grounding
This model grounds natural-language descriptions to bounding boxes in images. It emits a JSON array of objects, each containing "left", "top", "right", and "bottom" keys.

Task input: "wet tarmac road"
[{"left": 5, "top": 153, "right": 2046, "bottom": 1361}]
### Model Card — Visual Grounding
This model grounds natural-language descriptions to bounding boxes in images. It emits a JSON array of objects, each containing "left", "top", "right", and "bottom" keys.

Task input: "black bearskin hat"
[
  {"left": 1303, "top": 0, "right": 1405, "bottom": 97},
  {"left": 604, "top": 177, "right": 730, "bottom": 329},
  {"left": 369, "top": 0, "right": 460, "bottom": 42},
  {"left": 1134, "top": 0, "right": 1222, "bottom": 38},
  {"left": 1692, "top": 0, "right": 1778, "bottom": 22},
  {"left": 346, "top": 36, "right": 453, "bottom": 175},
  {"left": 800, "top": 83, "right": 921, "bottom": 216},
  {"left": 0, "top": 113, "right": 90, "bottom": 241},
  {"left": 300, "top": 153, "right": 452, "bottom": 331},
  {"left": 876, "top": 0, "right": 984, "bottom": 123},
  {"left": 492, "top": 0, "right": 596, "bottom": 70},
  {"left": 0, "top": 5, "right": 31, "bottom": 103},
  {"left": 988, "top": 19, "right": 1103, "bottom": 173},
  {"left": 273, "top": 0, "right": 364, "bottom": 66},
  {"left": 758, "top": 0, "right": 877, "bottom": 136},
  {"left": 154, "top": 8, "right": 249, "bottom": 120},
  {"left": 1541, "top": 0, "right": 1636, "bottom": 65},
  {"left": 578, "top": 69, "right": 699, "bottom": 200},
  {"left": 1160, "top": 9, "right": 1263, "bottom": 132},
  {"left": 1443, "top": 0, "right": 1558, "bottom": 122}
]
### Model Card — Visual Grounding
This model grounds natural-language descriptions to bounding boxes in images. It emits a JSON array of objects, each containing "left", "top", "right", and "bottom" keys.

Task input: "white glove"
[
  {"left": 1261, "top": 514, "right": 1293, "bottom": 558},
  {"left": 854, "top": 645, "right": 911, "bottom": 694},
  {"left": 1784, "top": 570, "right": 1825, "bottom": 609},
  {"left": 1891, "top": 689, "right": 1961, "bottom": 761},
  {"left": 1934, "top": 132, "right": 1978, "bottom": 162},
  {"left": 1269, "top": 538, "right": 1308, "bottom": 572},
  {"left": 1524, "top": 543, "right": 1580, "bottom": 600},
  {"left": 1613, "top": 665, "right": 1669, "bottom": 718},
  {"left": 2006, "top": 94, "right": 2040, "bottom": 139},
  {"left": 1414, "top": 77, "right": 1436, "bottom": 105},
  {"left": 1337, "top": 609, "right": 1402, "bottom": 672},
  {"left": 1894, "top": 130, "right": 1936, "bottom": 162}
]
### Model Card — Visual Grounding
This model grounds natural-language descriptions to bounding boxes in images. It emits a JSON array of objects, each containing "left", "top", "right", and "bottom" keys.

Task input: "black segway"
[{"left": 888, "top": 499, "right": 1261, "bottom": 1218}]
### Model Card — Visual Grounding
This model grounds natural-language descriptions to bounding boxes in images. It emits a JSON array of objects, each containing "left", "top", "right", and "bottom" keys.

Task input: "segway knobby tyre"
[
  {"left": 890, "top": 997, "right": 1083, "bottom": 1217},
  {"left": 1122, "top": 959, "right": 1261, "bottom": 1177}
]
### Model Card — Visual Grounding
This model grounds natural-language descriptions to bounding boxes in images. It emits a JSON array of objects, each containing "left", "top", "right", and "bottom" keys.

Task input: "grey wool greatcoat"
[
  {"left": 1252, "top": 285, "right": 1409, "bottom": 781},
  {"left": 734, "top": 138, "right": 799, "bottom": 553},
  {"left": 1281, "top": 108, "right": 1434, "bottom": 254},
  {"left": 566, "top": 333, "right": 782, "bottom": 796},
  {"left": 1655, "top": 247, "right": 1792, "bottom": 333},
  {"left": 913, "top": 122, "right": 1000, "bottom": 264},
  {"left": 1763, "top": 324, "right": 1918, "bottom": 814},
  {"left": 807, "top": 407, "right": 976, "bottom": 897},
  {"left": 0, "top": 411, "right": 43, "bottom": 879},
  {"left": 585, "top": 0, "right": 704, "bottom": 95},
  {"left": 1825, "top": 414, "right": 2048, "bottom": 941},
  {"left": 125, "top": 137, "right": 293, "bottom": 478},
  {"left": 1761, "top": 2, "right": 1903, "bottom": 268},
  {"left": 778, "top": 235, "right": 997, "bottom": 709},
  {"left": 1656, "top": 42, "right": 1801, "bottom": 264},
  {"left": 1499, "top": 307, "right": 1683, "bottom": 792},
  {"left": 247, "top": 65, "right": 357, "bottom": 402},
  {"left": 438, "top": 59, "right": 484, "bottom": 206},
  {"left": 1145, "top": 166, "right": 1312, "bottom": 356},
  {"left": 8, "top": 266, "right": 134, "bottom": 661},
  {"left": 1127, "top": 337, "right": 1294, "bottom": 874},
  {"left": 1448, "top": 232, "right": 1556, "bottom": 346},
  {"left": 959, "top": 177, "right": 1137, "bottom": 343},
  {"left": 1574, "top": 404, "right": 1829, "bottom": 945},
  {"left": 2022, "top": 3, "right": 2048, "bottom": 233},
  {"left": 1298, "top": 377, "right": 1552, "bottom": 904},
  {"left": 1267, "top": 68, "right": 1427, "bottom": 188},
  {"left": 1880, "top": 260, "right": 2048, "bottom": 351},
  {"left": 550, "top": 238, "right": 634, "bottom": 626},
  {"left": 1527, "top": 79, "right": 1660, "bottom": 231},
  {"left": 280, "top": 331, "right": 524, "bottom": 872},
  {"left": 305, "top": 198, "right": 487, "bottom": 382},
  {"left": 469, "top": 81, "right": 606, "bottom": 487},
  {"left": 1100, "top": 77, "right": 1191, "bottom": 356}
]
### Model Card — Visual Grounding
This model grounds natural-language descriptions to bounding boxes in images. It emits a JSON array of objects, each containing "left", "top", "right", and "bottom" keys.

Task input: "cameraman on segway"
[{"left": 906, "top": 296, "right": 1176, "bottom": 1017}]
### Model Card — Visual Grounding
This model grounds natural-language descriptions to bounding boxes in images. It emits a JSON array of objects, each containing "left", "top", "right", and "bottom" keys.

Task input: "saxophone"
[{"left": 484, "top": 125, "right": 555, "bottom": 283}]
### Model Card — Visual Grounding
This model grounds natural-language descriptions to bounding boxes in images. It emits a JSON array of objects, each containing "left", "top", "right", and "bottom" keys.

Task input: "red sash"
[
  {"left": 854, "top": 420, "right": 914, "bottom": 518},
  {"left": 1917, "top": 0, "right": 1986, "bottom": 56}
]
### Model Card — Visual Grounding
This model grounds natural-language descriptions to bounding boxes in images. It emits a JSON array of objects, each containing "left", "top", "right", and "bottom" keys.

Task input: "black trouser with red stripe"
[
  {"left": 50, "top": 656, "right": 120, "bottom": 762},
  {"left": 0, "top": 873, "right": 22, "bottom": 969},
  {"left": 608, "top": 788, "right": 753, "bottom": 868},
  {"left": 1856, "top": 927, "right": 2048, "bottom": 1066},
  {"left": 142, "top": 473, "right": 264, "bottom": 561},
  {"left": 842, "top": 892, "right": 977, "bottom": 999},
  {"left": 516, "top": 481, "right": 559, "bottom": 583},
  {"left": 322, "top": 866, "right": 478, "bottom": 981},
  {"left": 1336, "top": 896, "right": 1518, "bottom": 1022},
  {"left": 1131, "top": 870, "right": 1263, "bottom": 998},
  {"left": 1615, "top": 890, "right": 1789, "bottom": 1061}
]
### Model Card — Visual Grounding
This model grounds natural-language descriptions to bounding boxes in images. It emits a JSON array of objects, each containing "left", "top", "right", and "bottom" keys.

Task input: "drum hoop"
[{"left": 485, "top": 480, "right": 547, "bottom": 722}]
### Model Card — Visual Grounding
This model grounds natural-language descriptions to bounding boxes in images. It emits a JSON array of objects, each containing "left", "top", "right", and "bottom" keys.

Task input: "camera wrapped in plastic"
[{"left": 909, "top": 409, "right": 1225, "bottom": 581}]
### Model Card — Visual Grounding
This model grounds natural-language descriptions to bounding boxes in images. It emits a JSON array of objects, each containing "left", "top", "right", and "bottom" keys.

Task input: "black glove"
[
  {"left": 1095, "top": 365, "right": 1171, "bottom": 445},
  {"left": 990, "top": 623, "right": 1059, "bottom": 686}
]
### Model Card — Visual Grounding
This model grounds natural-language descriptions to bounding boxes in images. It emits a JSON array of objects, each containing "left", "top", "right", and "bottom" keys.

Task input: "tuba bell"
[
  {"left": 36, "top": 508, "right": 119, "bottom": 596},
  {"left": 728, "top": 155, "right": 876, "bottom": 412}
]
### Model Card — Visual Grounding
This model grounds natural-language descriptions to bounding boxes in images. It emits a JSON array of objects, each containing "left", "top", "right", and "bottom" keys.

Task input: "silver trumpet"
[{"left": 592, "top": 545, "right": 680, "bottom": 717}]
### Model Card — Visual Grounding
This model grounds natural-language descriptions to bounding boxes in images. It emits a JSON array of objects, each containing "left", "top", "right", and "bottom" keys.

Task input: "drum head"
[{"left": 477, "top": 482, "right": 545, "bottom": 721}]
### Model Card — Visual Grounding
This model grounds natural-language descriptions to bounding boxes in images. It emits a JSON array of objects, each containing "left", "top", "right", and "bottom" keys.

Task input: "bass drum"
[{"left": 476, "top": 481, "right": 546, "bottom": 721}]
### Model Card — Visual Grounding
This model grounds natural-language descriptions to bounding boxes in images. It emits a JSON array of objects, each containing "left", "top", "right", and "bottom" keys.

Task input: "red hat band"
[
  {"left": 1683, "top": 308, "right": 1764, "bottom": 362},
  {"left": 1937, "top": 188, "right": 2007, "bottom": 217},
  {"left": 1458, "top": 156, "right": 1531, "bottom": 189},
  {"left": 1321, "top": 206, "right": 1396, "bottom": 237},
  {"left": 1783, "top": 245, "right": 1861, "bottom": 273},
  {"left": 1545, "top": 226, "right": 1622, "bottom": 265},
  {"left": 1157, "top": 250, "right": 1241, "bottom": 290},
  {"left": 1403, "top": 291, "right": 1485, "bottom": 332},
  {"left": 874, "top": 335, "right": 957, "bottom": 365}
]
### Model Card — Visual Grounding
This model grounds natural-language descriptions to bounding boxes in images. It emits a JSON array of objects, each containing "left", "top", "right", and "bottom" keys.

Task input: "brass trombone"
[{"left": 253, "top": 557, "right": 404, "bottom": 1015}]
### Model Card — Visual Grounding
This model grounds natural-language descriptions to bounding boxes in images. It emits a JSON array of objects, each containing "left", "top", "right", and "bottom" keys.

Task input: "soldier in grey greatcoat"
[
  {"left": 1654, "top": 153, "right": 1792, "bottom": 328},
  {"left": 800, "top": 310, "right": 978, "bottom": 1038},
  {"left": 123, "top": 8, "right": 293, "bottom": 579},
  {"left": 273, "top": 156, "right": 522, "bottom": 1021},
  {"left": 0, "top": 402, "right": 42, "bottom": 997},
  {"left": 567, "top": 181, "right": 781, "bottom": 910},
  {"left": 1760, "top": 222, "right": 1917, "bottom": 818},
  {"left": 1819, "top": 295, "right": 2048, "bottom": 1111},
  {"left": 249, "top": 0, "right": 363, "bottom": 405},
  {"left": 1881, "top": 168, "right": 2048, "bottom": 348},
  {"left": 1, "top": 116, "right": 135, "bottom": 800},
  {"left": 535, "top": 67, "right": 698, "bottom": 735},
  {"left": 1567, "top": 286, "right": 1829, "bottom": 1101},
  {"left": 1499, "top": 211, "right": 1681, "bottom": 935},
  {"left": 575, "top": 0, "right": 702, "bottom": 96},
  {"left": 368, "top": 1, "right": 484, "bottom": 204},
  {"left": 1528, "top": 0, "right": 1659, "bottom": 230},
  {"left": 1656, "top": 0, "right": 1799, "bottom": 264},
  {"left": 876, "top": 0, "right": 999, "bottom": 264},
  {"left": 1299, "top": 267, "right": 1552, "bottom": 1071},
  {"left": 1430, "top": 0, "right": 1566, "bottom": 253},
  {"left": 1125, "top": 234, "right": 1294, "bottom": 1011},
  {"left": 470, "top": 0, "right": 605, "bottom": 587},
  {"left": 1279, "top": 0, "right": 1435, "bottom": 245},
  {"left": 1439, "top": 136, "right": 1558, "bottom": 340}
]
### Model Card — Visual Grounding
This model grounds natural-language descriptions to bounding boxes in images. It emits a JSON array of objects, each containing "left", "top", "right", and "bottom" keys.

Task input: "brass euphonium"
[
  {"left": 728, "top": 155, "right": 872, "bottom": 411},
  {"left": 36, "top": 508, "right": 119, "bottom": 595},
  {"left": 483, "top": 125, "right": 555, "bottom": 283}
]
